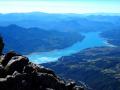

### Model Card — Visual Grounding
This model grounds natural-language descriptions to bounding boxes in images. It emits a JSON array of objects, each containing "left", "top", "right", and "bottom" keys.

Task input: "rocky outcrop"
[
  {"left": 0, "top": 37, "right": 84, "bottom": 90},
  {"left": 0, "top": 36, "right": 4, "bottom": 54}
]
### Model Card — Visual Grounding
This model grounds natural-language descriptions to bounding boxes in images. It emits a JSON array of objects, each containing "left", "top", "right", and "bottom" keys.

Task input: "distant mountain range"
[
  {"left": 0, "top": 12, "right": 120, "bottom": 32},
  {"left": 0, "top": 24, "right": 83, "bottom": 54}
]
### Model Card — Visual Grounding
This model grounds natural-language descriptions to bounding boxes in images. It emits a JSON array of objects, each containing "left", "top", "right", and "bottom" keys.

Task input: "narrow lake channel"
[{"left": 27, "top": 32, "right": 107, "bottom": 64}]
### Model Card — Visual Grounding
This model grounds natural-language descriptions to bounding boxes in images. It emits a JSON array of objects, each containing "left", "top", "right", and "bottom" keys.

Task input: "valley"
[
  {"left": 0, "top": 12, "right": 120, "bottom": 90},
  {"left": 27, "top": 32, "right": 107, "bottom": 64}
]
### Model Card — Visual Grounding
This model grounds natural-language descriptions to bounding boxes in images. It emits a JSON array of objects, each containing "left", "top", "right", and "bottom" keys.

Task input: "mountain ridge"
[
  {"left": 0, "top": 24, "right": 84, "bottom": 54},
  {"left": 0, "top": 12, "right": 119, "bottom": 32}
]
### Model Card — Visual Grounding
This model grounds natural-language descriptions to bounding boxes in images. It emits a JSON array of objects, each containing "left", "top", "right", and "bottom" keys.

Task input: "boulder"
[
  {"left": 5, "top": 56, "right": 29, "bottom": 75},
  {"left": 23, "top": 64, "right": 35, "bottom": 74},
  {"left": 66, "top": 82, "right": 76, "bottom": 90},
  {"left": 1, "top": 51, "right": 18, "bottom": 66},
  {"left": 0, "top": 64, "right": 5, "bottom": 77}
]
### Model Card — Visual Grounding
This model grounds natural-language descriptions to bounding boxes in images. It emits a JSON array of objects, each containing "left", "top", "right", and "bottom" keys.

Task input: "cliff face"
[{"left": 0, "top": 37, "right": 83, "bottom": 90}]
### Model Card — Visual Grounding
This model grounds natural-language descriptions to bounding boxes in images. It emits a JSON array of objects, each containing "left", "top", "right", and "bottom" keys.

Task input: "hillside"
[
  {"left": 101, "top": 29, "right": 120, "bottom": 46},
  {"left": 43, "top": 47, "right": 120, "bottom": 90},
  {"left": 0, "top": 24, "right": 83, "bottom": 54}
]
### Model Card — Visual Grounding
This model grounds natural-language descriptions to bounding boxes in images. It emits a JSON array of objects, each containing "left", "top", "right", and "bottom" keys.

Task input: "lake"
[{"left": 26, "top": 32, "right": 107, "bottom": 64}]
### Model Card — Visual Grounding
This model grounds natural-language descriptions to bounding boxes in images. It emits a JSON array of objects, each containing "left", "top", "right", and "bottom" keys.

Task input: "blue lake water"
[{"left": 26, "top": 32, "right": 107, "bottom": 64}]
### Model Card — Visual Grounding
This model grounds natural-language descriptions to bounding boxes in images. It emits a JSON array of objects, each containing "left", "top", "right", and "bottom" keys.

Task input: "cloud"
[{"left": 0, "top": 1, "right": 120, "bottom": 13}]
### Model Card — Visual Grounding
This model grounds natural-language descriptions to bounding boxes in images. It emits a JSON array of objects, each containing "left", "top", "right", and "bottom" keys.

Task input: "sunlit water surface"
[{"left": 26, "top": 32, "right": 107, "bottom": 64}]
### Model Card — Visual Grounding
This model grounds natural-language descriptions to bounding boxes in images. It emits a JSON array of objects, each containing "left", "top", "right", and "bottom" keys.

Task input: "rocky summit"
[{"left": 0, "top": 36, "right": 84, "bottom": 90}]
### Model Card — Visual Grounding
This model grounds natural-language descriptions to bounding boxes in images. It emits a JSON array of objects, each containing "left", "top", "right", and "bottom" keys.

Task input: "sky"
[{"left": 0, "top": 0, "right": 120, "bottom": 14}]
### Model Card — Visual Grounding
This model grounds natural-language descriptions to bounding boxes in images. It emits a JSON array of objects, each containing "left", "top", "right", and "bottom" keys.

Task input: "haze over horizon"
[{"left": 0, "top": 0, "right": 120, "bottom": 14}]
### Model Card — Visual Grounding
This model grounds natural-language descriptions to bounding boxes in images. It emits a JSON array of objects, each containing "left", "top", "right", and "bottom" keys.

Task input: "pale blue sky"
[{"left": 0, "top": 0, "right": 120, "bottom": 13}]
